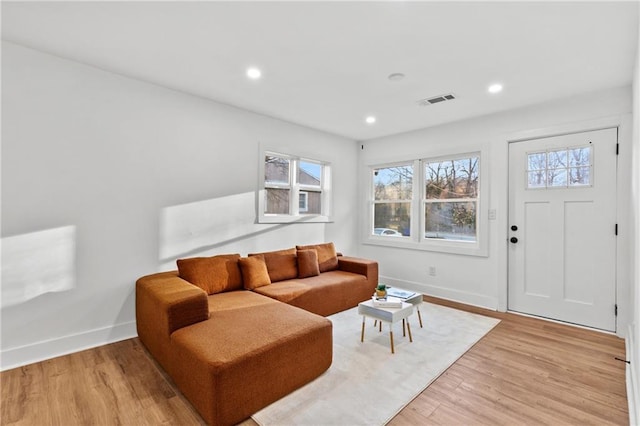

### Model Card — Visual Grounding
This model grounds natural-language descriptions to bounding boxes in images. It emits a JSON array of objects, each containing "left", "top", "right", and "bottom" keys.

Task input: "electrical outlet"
[
  {"left": 488, "top": 209, "right": 497, "bottom": 220},
  {"left": 429, "top": 266, "right": 436, "bottom": 276}
]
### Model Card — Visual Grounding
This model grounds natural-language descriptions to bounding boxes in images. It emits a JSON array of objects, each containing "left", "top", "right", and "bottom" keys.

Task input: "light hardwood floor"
[{"left": 1, "top": 297, "right": 628, "bottom": 425}]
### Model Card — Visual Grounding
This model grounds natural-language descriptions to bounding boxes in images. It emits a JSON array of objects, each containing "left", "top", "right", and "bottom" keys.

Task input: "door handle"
[{"left": 510, "top": 237, "right": 518, "bottom": 244}]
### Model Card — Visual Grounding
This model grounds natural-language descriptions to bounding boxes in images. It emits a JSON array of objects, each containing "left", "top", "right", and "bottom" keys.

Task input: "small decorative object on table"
[{"left": 375, "top": 284, "right": 387, "bottom": 299}]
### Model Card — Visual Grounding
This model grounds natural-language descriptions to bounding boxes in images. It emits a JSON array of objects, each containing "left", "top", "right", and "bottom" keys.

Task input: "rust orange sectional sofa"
[{"left": 136, "top": 243, "right": 378, "bottom": 425}]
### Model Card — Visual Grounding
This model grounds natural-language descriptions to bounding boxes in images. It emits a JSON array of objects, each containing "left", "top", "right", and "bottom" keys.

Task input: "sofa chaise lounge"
[{"left": 136, "top": 242, "right": 378, "bottom": 425}]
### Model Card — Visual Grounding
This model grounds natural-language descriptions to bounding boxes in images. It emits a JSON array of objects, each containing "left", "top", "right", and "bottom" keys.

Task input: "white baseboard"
[
  {"left": 628, "top": 324, "right": 639, "bottom": 426},
  {"left": 0, "top": 321, "right": 137, "bottom": 371},
  {"left": 379, "top": 275, "right": 498, "bottom": 311}
]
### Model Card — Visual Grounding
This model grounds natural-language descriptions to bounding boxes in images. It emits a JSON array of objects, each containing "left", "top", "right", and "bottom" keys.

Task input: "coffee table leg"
[
  {"left": 407, "top": 320, "right": 413, "bottom": 342},
  {"left": 389, "top": 329, "right": 395, "bottom": 354},
  {"left": 402, "top": 319, "right": 406, "bottom": 337},
  {"left": 379, "top": 320, "right": 382, "bottom": 332},
  {"left": 417, "top": 307, "right": 423, "bottom": 328},
  {"left": 361, "top": 316, "right": 365, "bottom": 342}
]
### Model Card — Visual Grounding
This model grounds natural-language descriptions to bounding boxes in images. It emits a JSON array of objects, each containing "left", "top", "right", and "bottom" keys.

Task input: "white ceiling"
[{"left": 2, "top": 1, "right": 638, "bottom": 141}]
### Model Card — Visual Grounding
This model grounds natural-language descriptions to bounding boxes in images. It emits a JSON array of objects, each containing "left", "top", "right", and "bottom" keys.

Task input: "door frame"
[{"left": 500, "top": 114, "right": 633, "bottom": 338}]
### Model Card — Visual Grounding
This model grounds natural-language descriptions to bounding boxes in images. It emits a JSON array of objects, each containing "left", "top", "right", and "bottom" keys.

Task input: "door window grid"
[{"left": 526, "top": 145, "right": 592, "bottom": 189}]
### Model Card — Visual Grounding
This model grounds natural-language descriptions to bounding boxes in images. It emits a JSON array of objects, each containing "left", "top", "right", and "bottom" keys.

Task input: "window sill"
[{"left": 363, "top": 236, "right": 488, "bottom": 257}]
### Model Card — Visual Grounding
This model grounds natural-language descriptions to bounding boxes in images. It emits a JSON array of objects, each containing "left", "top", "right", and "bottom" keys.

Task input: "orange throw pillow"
[
  {"left": 297, "top": 249, "right": 320, "bottom": 278},
  {"left": 239, "top": 256, "right": 272, "bottom": 290},
  {"left": 296, "top": 242, "right": 339, "bottom": 273},
  {"left": 177, "top": 254, "right": 243, "bottom": 294},
  {"left": 248, "top": 248, "right": 298, "bottom": 282}
]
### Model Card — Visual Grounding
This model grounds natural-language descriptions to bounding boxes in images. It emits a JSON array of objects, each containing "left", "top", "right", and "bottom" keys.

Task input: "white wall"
[
  {"left": 628, "top": 6, "right": 640, "bottom": 423},
  {"left": 359, "top": 86, "right": 633, "bottom": 318},
  {"left": 0, "top": 41, "right": 359, "bottom": 370}
]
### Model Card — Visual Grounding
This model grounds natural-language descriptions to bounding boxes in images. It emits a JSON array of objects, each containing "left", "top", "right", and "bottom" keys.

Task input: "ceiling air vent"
[{"left": 417, "top": 93, "right": 456, "bottom": 106}]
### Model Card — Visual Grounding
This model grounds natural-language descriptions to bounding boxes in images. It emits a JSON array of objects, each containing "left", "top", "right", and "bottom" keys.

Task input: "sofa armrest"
[
  {"left": 136, "top": 271, "right": 209, "bottom": 371},
  {"left": 337, "top": 256, "right": 378, "bottom": 285},
  {"left": 136, "top": 271, "right": 209, "bottom": 335}
]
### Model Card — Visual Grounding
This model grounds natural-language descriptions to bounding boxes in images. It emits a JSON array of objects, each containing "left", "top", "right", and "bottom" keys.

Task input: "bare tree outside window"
[
  {"left": 265, "top": 156, "right": 291, "bottom": 214},
  {"left": 372, "top": 165, "right": 412, "bottom": 236},
  {"left": 424, "top": 156, "right": 479, "bottom": 242},
  {"left": 527, "top": 146, "right": 591, "bottom": 189}
]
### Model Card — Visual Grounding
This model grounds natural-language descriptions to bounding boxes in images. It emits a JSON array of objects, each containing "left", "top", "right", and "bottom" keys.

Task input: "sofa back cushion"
[
  {"left": 248, "top": 248, "right": 298, "bottom": 283},
  {"left": 296, "top": 242, "right": 338, "bottom": 272},
  {"left": 239, "top": 256, "right": 272, "bottom": 290},
  {"left": 177, "top": 254, "right": 243, "bottom": 294},
  {"left": 297, "top": 249, "right": 320, "bottom": 278}
]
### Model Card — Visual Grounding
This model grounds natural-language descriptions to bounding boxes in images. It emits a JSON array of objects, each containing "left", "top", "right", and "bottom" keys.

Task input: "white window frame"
[
  {"left": 364, "top": 148, "right": 488, "bottom": 257},
  {"left": 370, "top": 161, "right": 415, "bottom": 240},
  {"left": 258, "top": 150, "right": 332, "bottom": 223}
]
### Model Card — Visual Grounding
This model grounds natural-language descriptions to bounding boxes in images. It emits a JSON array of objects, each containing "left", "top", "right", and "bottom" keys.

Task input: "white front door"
[{"left": 508, "top": 127, "right": 618, "bottom": 331}]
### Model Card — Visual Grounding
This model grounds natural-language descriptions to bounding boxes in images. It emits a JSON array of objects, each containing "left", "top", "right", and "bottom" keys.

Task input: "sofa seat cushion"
[
  {"left": 170, "top": 303, "right": 332, "bottom": 426},
  {"left": 253, "top": 270, "right": 373, "bottom": 316},
  {"left": 207, "top": 290, "right": 278, "bottom": 314}
]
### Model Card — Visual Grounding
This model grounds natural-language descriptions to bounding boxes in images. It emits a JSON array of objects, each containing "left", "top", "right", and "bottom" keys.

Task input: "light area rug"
[{"left": 252, "top": 302, "right": 500, "bottom": 426}]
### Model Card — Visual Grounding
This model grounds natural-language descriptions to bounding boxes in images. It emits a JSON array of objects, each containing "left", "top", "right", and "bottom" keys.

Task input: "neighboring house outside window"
[{"left": 260, "top": 152, "right": 330, "bottom": 223}]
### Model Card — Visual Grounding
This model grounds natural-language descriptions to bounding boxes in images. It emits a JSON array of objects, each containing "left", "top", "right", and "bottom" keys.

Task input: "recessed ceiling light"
[
  {"left": 365, "top": 116, "right": 376, "bottom": 124},
  {"left": 488, "top": 83, "right": 503, "bottom": 94},
  {"left": 246, "top": 67, "right": 262, "bottom": 80},
  {"left": 388, "top": 73, "right": 405, "bottom": 82}
]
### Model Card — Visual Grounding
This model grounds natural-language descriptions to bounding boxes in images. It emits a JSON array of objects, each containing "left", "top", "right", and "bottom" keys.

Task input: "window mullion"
[{"left": 290, "top": 158, "right": 299, "bottom": 216}]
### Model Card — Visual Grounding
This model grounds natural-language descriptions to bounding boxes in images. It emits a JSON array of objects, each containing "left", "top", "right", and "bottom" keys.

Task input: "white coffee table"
[
  {"left": 358, "top": 299, "right": 413, "bottom": 354},
  {"left": 386, "top": 287, "right": 424, "bottom": 328}
]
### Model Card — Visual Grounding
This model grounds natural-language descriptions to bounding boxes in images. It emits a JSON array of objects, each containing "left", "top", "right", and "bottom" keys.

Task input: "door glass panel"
[
  {"left": 527, "top": 152, "right": 546, "bottom": 170},
  {"left": 528, "top": 171, "right": 546, "bottom": 188},
  {"left": 547, "top": 169, "right": 567, "bottom": 187},
  {"left": 569, "top": 147, "right": 590, "bottom": 167},
  {"left": 547, "top": 150, "right": 567, "bottom": 168},
  {"left": 526, "top": 146, "right": 592, "bottom": 189},
  {"left": 570, "top": 167, "right": 590, "bottom": 186}
]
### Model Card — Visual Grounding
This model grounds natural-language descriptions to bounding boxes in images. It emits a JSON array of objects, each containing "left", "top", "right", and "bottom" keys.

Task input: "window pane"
[
  {"left": 425, "top": 157, "right": 479, "bottom": 200},
  {"left": 265, "top": 156, "right": 290, "bottom": 184},
  {"left": 527, "top": 171, "right": 546, "bottom": 188},
  {"left": 265, "top": 188, "right": 289, "bottom": 214},
  {"left": 301, "top": 191, "right": 321, "bottom": 214},
  {"left": 374, "top": 165, "right": 413, "bottom": 201},
  {"left": 527, "top": 152, "right": 546, "bottom": 170},
  {"left": 425, "top": 201, "right": 476, "bottom": 242},
  {"left": 547, "top": 150, "right": 567, "bottom": 169},
  {"left": 569, "top": 147, "right": 591, "bottom": 167},
  {"left": 570, "top": 167, "right": 591, "bottom": 186},
  {"left": 547, "top": 169, "right": 567, "bottom": 187},
  {"left": 299, "top": 161, "right": 322, "bottom": 186},
  {"left": 373, "top": 202, "right": 410, "bottom": 236}
]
